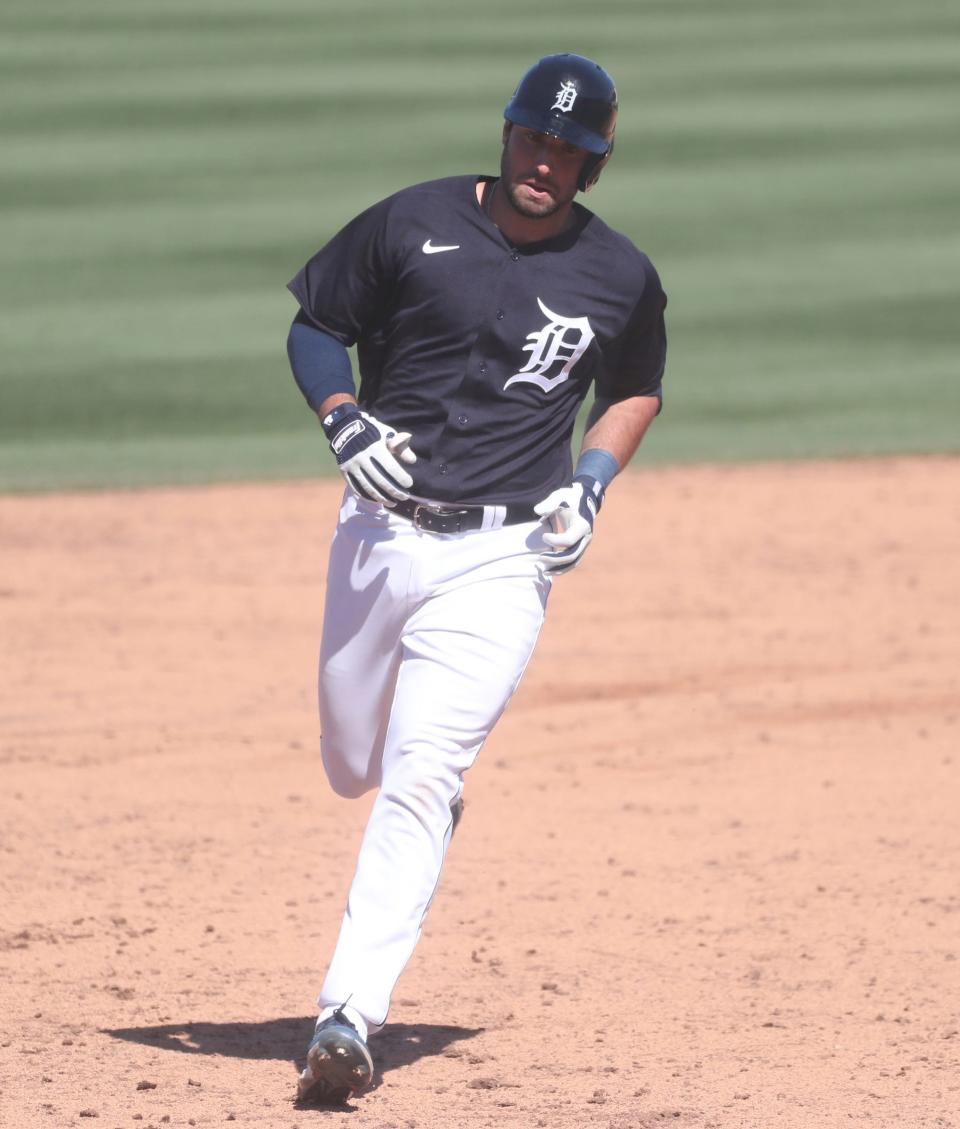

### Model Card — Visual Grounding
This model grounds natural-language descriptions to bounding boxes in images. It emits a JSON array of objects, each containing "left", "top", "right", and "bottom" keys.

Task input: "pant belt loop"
[{"left": 480, "top": 504, "right": 504, "bottom": 532}]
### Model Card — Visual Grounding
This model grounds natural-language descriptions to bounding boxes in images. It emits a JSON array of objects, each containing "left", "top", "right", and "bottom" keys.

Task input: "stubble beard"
[
  {"left": 502, "top": 179, "right": 563, "bottom": 220},
  {"left": 499, "top": 152, "right": 571, "bottom": 220}
]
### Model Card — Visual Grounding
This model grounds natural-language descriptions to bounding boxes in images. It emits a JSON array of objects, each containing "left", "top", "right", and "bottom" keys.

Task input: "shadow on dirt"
[{"left": 104, "top": 1016, "right": 484, "bottom": 1076}]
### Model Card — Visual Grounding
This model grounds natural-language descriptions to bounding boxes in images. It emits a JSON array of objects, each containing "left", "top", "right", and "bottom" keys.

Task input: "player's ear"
[{"left": 501, "top": 121, "right": 512, "bottom": 147}]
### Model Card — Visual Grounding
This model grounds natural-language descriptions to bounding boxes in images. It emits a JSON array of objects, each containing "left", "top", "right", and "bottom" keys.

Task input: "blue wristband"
[{"left": 574, "top": 448, "right": 619, "bottom": 490}]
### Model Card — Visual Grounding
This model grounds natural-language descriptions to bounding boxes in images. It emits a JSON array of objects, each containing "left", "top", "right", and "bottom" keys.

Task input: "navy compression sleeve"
[{"left": 286, "top": 310, "right": 356, "bottom": 411}]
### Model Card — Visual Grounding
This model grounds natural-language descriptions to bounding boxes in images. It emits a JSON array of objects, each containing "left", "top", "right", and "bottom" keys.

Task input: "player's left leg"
[{"left": 317, "top": 519, "right": 550, "bottom": 1030}]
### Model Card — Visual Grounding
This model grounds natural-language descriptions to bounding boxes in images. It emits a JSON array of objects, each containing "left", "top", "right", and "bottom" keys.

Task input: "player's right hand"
[{"left": 321, "top": 403, "right": 417, "bottom": 506}]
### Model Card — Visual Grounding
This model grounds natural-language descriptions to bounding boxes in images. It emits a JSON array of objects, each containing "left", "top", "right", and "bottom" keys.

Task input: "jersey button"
[
  {"left": 496, "top": 309, "right": 504, "bottom": 320},
  {"left": 457, "top": 413, "right": 468, "bottom": 426},
  {"left": 439, "top": 463, "right": 448, "bottom": 475},
  {"left": 510, "top": 251, "right": 519, "bottom": 262},
  {"left": 479, "top": 364, "right": 487, "bottom": 375}
]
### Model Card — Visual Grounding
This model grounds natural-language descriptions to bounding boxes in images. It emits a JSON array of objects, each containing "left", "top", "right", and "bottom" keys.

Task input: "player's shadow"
[{"left": 105, "top": 1016, "right": 483, "bottom": 1099}]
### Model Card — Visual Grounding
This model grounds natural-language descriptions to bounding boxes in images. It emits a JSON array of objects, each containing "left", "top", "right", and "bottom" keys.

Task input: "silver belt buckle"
[
  {"left": 411, "top": 502, "right": 446, "bottom": 530},
  {"left": 411, "top": 502, "right": 461, "bottom": 533}
]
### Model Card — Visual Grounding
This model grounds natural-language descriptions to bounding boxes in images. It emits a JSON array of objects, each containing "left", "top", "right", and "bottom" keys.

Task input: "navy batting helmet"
[{"left": 504, "top": 53, "right": 618, "bottom": 191}]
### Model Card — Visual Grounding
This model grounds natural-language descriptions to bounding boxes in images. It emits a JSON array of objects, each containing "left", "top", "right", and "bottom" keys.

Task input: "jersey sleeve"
[
  {"left": 287, "top": 196, "right": 397, "bottom": 347},
  {"left": 595, "top": 256, "right": 668, "bottom": 401}
]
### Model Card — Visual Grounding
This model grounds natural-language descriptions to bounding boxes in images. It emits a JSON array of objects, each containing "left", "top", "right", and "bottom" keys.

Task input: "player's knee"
[
  {"left": 326, "top": 772, "right": 370, "bottom": 800},
  {"left": 381, "top": 756, "right": 460, "bottom": 814},
  {"left": 321, "top": 741, "right": 376, "bottom": 799}
]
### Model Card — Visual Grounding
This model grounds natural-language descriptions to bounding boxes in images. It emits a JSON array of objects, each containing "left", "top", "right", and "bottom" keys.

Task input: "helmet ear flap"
[{"left": 578, "top": 134, "right": 614, "bottom": 192}]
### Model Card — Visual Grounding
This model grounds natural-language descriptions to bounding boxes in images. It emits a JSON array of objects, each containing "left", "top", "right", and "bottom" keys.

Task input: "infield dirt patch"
[{"left": 1, "top": 457, "right": 957, "bottom": 1128}]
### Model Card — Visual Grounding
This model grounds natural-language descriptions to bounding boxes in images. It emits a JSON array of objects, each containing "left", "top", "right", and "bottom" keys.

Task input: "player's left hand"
[{"left": 533, "top": 474, "right": 605, "bottom": 575}]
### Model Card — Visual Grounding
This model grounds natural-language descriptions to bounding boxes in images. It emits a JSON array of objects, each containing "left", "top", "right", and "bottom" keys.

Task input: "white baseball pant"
[{"left": 315, "top": 491, "right": 551, "bottom": 1031}]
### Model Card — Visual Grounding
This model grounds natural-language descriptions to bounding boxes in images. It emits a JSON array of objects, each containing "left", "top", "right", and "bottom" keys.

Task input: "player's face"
[{"left": 500, "top": 125, "right": 587, "bottom": 219}]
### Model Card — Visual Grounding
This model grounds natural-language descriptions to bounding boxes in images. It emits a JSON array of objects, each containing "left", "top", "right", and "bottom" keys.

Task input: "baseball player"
[{"left": 286, "top": 53, "right": 667, "bottom": 1104}]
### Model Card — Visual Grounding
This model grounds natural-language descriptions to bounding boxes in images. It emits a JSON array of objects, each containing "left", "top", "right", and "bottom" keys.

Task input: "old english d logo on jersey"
[{"left": 504, "top": 298, "right": 595, "bottom": 393}]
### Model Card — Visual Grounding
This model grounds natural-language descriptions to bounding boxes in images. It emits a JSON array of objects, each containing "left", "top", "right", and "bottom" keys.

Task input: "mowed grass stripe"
[
  {"left": 2, "top": 355, "right": 298, "bottom": 440},
  {"left": 7, "top": 144, "right": 959, "bottom": 269},
  {"left": 2, "top": 0, "right": 955, "bottom": 57},
  {"left": 5, "top": 228, "right": 958, "bottom": 359},
  {"left": 4, "top": 90, "right": 955, "bottom": 184},
  {"left": 1, "top": 0, "right": 959, "bottom": 489},
  {"left": 0, "top": 433, "right": 330, "bottom": 493},
  {"left": 5, "top": 40, "right": 960, "bottom": 120}
]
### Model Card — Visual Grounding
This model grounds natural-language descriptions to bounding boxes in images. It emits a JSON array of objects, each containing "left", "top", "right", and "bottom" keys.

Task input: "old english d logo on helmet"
[
  {"left": 551, "top": 81, "right": 578, "bottom": 113},
  {"left": 504, "top": 53, "right": 618, "bottom": 191}
]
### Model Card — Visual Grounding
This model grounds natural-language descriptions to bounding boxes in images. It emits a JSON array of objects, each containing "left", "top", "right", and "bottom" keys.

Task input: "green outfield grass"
[{"left": 2, "top": 0, "right": 958, "bottom": 490}]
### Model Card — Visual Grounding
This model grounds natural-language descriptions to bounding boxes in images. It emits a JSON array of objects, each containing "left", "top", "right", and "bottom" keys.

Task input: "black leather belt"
[{"left": 391, "top": 498, "right": 539, "bottom": 535}]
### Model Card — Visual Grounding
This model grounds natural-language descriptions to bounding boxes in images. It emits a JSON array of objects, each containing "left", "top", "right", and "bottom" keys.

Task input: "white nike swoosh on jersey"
[{"left": 422, "top": 240, "right": 461, "bottom": 254}]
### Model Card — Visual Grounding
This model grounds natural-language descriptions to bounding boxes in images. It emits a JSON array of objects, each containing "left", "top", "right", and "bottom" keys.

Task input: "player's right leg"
[{"left": 317, "top": 492, "right": 415, "bottom": 797}]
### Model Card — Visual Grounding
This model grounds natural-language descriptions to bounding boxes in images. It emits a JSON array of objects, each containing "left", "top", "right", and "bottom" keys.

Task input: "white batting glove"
[
  {"left": 534, "top": 475, "right": 605, "bottom": 576},
  {"left": 321, "top": 403, "right": 417, "bottom": 506}
]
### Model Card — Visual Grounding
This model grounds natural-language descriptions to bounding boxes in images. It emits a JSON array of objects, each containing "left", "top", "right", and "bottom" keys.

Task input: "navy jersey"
[{"left": 288, "top": 175, "right": 667, "bottom": 506}]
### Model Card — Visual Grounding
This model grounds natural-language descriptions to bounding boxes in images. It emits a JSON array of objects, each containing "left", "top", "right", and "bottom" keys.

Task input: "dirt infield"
[{"left": 2, "top": 457, "right": 958, "bottom": 1129}]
